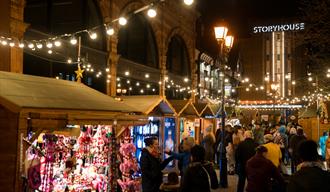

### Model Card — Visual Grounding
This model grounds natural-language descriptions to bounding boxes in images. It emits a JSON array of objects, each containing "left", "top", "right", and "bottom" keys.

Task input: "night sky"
[{"left": 197, "top": 0, "right": 299, "bottom": 37}]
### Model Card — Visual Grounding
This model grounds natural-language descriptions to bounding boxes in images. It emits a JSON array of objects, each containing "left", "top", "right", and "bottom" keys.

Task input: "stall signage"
[{"left": 253, "top": 23, "right": 305, "bottom": 33}]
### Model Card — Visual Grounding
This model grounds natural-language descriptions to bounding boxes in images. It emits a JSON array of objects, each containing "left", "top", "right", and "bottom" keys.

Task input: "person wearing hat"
[{"left": 263, "top": 134, "right": 282, "bottom": 168}]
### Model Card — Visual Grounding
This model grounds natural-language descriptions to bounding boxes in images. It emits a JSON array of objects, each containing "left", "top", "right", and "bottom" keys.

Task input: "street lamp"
[{"left": 214, "top": 24, "right": 234, "bottom": 188}]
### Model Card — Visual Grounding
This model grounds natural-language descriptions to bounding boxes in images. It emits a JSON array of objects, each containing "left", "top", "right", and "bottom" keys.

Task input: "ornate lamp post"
[{"left": 214, "top": 24, "right": 234, "bottom": 188}]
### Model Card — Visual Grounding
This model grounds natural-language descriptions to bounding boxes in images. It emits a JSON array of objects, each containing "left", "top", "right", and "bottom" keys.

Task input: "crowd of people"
[{"left": 139, "top": 122, "right": 330, "bottom": 192}]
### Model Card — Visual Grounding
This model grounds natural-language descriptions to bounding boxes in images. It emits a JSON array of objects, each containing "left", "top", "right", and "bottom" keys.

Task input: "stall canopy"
[
  {"left": 119, "top": 95, "right": 176, "bottom": 116},
  {"left": 194, "top": 103, "right": 215, "bottom": 117},
  {"left": 0, "top": 71, "right": 148, "bottom": 125},
  {"left": 169, "top": 99, "right": 199, "bottom": 117}
]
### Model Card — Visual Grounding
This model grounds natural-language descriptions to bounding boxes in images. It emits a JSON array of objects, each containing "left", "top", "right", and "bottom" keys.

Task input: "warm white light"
[
  {"left": 147, "top": 8, "right": 157, "bottom": 18},
  {"left": 152, "top": 88, "right": 155, "bottom": 92},
  {"left": 54, "top": 40, "right": 61, "bottom": 47},
  {"left": 1, "top": 41, "right": 7, "bottom": 45},
  {"left": 183, "top": 0, "right": 194, "bottom": 6},
  {"left": 106, "top": 28, "right": 114, "bottom": 36},
  {"left": 327, "top": 74, "right": 330, "bottom": 78},
  {"left": 140, "top": 89, "right": 144, "bottom": 93},
  {"left": 36, "top": 43, "right": 43, "bottom": 49},
  {"left": 48, "top": 50, "right": 52, "bottom": 54},
  {"left": 292, "top": 81, "right": 296, "bottom": 85},
  {"left": 117, "top": 77, "right": 120, "bottom": 81},
  {"left": 249, "top": 84, "right": 253, "bottom": 87},
  {"left": 119, "top": 17, "right": 127, "bottom": 26},
  {"left": 107, "top": 79, "right": 110, "bottom": 83},
  {"left": 136, "top": 82, "right": 140, "bottom": 86},
  {"left": 260, "top": 86, "right": 264, "bottom": 90},
  {"left": 126, "top": 80, "right": 130, "bottom": 84},
  {"left": 264, "top": 77, "right": 269, "bottom": 81},
  {"left": 67, "top": 58, "right": 72, "bottom": 64},
  {"left": 129, "top": 87, "right": 132, "bottom": 91},
  {"left": 70, "top": 37, "right": 77, "bottom": 45},
  {"left": 28, "top": 43, "right": 34, "bottom": 49},
  {"left": 46, "top": 42, "right": 53, "bottom": 48},
  {"left": 145, "top": 73, "right": 150, "bottom": 78},
  {"left": 225, "top": 35, "right": 234, "bottom": 48},
  {"left": 225, "top": 78, "right": 229, "bottom": 83},
  {"left": 232, "top": 89, "right": 236, "bottom": 93},
  {"left": 90, "top": 68, "right": 94, "bottom": 72},
  {"left": 19, "top": 43, "right": 24, "bottom": 48},
  {"left": 125, "top": 71, "right": 130, "bottom": 76},
  {"left": 244, "top": 77, "right": 249, "bottom": 82},
  {"left": 214, "top": 26, "right": 228, "bottom": 40},
  {"left": 184, "top": 77, "right": 189, "bottom": 82},
  {"left": 246, "top": 88, "right": 250, "bottom": 91},
  {"left": 146, "top": 84, "right": 150, "bottom": 88},
  {"left": 89, "top": 32, "right": 97, "bottom": 40},
  {"left": 106, "top": 68, "right": 110, "bottom": 72},
  {"left": 9, "top": 42, "right": 15, "bottom": 47},
  {"left": 308, "top": 77, "right": 313, "bottom": 82}
]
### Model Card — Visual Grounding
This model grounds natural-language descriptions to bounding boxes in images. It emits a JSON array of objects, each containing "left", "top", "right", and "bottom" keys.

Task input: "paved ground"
[{"left": 214, "top": 170, "right": 238, "bottom": 192}]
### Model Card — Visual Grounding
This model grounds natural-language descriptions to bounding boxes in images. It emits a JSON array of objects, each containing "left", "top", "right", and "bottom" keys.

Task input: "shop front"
[
  {"left": 194, "top": 103, "right": 216, "bottom": 139},
  {"left": 0, "top": 71, "right": 145, "bottom": 192}
]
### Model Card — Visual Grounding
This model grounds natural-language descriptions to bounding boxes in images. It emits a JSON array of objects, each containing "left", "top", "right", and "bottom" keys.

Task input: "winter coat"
[
  {"left": 235, "top": 138, "right": 258, "bottom": 174},
  {"left": 181, "top": 161, "right": 218, "bottom": 192},
  {"left": 140, "top": 148, "right": 174, "bottom": 192},
  {"left": 246, "top": 154, "right": 285, "bottom": 192},
  {"left": 287, "top": 166, "right": 330, "bottom": 192}
]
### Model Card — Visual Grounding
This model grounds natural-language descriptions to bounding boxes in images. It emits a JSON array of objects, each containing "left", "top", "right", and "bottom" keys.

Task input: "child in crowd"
[{"left": 160, "top": 172, "right": 180, "bottom": 192}]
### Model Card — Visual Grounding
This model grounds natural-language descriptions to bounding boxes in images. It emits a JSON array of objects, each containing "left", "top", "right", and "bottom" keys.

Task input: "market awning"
[
  {"left": 119, "top": 95, "right": 176, "bottom": 116},
  {"left": 169, "top": 99, "right": 199, "bottom": 117},
  {"left": 210, "top": 103, "right": 221, "bottom": 115},
  {"left": 0, "top": 71, "right": 135, "bottom": 114},
  {"left": 194, "top": 103, "right": 215, "bottom": 117}
]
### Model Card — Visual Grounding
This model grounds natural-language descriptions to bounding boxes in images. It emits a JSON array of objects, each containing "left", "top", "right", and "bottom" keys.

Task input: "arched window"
[
  {"left": 117, "top": 13, "right": 158, "bottom": 68},
  {"left": 166, "top": 35, "right": 190, "bottom": 76}
]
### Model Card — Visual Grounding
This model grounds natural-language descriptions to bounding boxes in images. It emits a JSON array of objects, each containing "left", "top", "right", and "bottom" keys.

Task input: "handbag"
[{"left": 201, "top": 165, "right": 218, "bottom": 192}]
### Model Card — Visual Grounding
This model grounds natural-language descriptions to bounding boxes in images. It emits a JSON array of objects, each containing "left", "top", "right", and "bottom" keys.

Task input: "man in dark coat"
[
  {"left": 289, "top": 128, "right": 306, "bottom": 173},
  {"left": 140, "top": 137, "right": 174, "bottom": 192},
  {"left": 181, "top": 145, "right": 218, "bottom": 192},
  {"left": 287, "top": 140, "right": 330, "bottom": 192},
  {"left": 246, "top": 146, "right": 285, "bottom": 192},
  {"left": 235, "top": 131, "right": 259, "bottom": 192}
]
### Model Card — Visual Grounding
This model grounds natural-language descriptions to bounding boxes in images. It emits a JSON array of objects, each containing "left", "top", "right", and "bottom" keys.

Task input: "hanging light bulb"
[
  {"left": 36, "top": 43, "right": 43, "bottom": 49},
  {"left": 118, "top": 17, "right": 127, "bottom": 26},
  {"left": 54, "top": 40, "right": 61, "bottom": 47},
  {"left": 106, "top": 26, "right": 114, "bottom": 36},
  {"left": 67, "top": 58, "right": 72, "bottom": 64},
  {"left": 48, "top": 50, "right": 53, "bottom": 54},
  {"left": 46, "top": 42, "right": 53, "bottom": 48},
  {"left": 18, "top": 42, "right": 25, "bottom": 48},
  {"left": 70, "top": 36, "right": 77, "bottom": 45},
  {"left": 183, "top": 0, "right": 194, "bottom": 5},
  {"left": 28, "top": 43, "right": 34, "bottom": 49},
  {"left": 147, "top": 8, "right": 157, "bottom": 18},
  {"left": 1, "top": 40, "right": 8, "bottom": 46},
  {"left": 9, "top": 42, "right": 15, "bottom": 47},
  {"left": 145, "top": 73, "right": 150, "bottom": 78},
  {"left": 89, "top": 31, "right": 97, "bottom": 40}
]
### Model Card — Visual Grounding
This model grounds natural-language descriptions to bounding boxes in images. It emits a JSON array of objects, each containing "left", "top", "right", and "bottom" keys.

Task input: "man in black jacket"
[
  {"left": 235, "top": 131, "right": 259, "bottom": 192},
  {"left": 287, "top": 140, "right": 330, "bottom": 192},
  {"left": 181, "top": 145, "right": 218, "bottom": 192}
]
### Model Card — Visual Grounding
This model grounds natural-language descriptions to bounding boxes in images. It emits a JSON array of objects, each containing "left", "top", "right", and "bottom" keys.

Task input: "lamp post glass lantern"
[{"left": 214, "top": 24, "right": 233, "bottom": 188}]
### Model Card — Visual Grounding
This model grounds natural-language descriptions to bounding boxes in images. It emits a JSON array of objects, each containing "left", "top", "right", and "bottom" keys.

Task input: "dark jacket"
[
  {"left": 289, "top": 135, "right": 306, "bottom": 162},
  {"left": 140, "top": 148, "right": 174, "bottom": 192},
  {"left": 181, "top": 161, "right": 218, "bottom": 192},
  {"left": 287, "top": 166, "right": 330, "bottom": 192},
  {"left": 169, "top": 151, "right": 191, "bottom": 175},
  {"left": 246, "top": 154, "right": 285, "bottom": 192},
  {"left": 235, "top": 138, "right": 258, "bottom": 173}
]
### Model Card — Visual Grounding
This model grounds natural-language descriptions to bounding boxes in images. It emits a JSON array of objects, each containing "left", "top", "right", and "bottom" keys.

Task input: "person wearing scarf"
[
  {"left": 140, "top": 137, "right": 174, "bottom": 192},
  {"left": 287, "top": 140, "right": 330, "bottom": 192}
]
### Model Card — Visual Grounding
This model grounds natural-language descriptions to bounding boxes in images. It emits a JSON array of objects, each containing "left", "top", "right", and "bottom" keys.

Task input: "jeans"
[{"left": 237, "top": 171, "right": 246, "bottom": 192}]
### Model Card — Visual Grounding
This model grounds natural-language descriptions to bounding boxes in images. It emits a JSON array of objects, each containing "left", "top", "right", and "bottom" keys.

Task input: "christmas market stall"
[
  {"left": 169, "top": 100, "right": 200, "bottom": 144},
  {"left": 298, "top": 101, "right": 330, "bottom": 141},
  {"left": 194, "top": 102, "right": 216, "bottom": 137},
  {"left": 118, "top": 95, "right": 177, "bottom": 167},
  {"left": 0, "top": 71, "right": 145, "bottom": 192}
]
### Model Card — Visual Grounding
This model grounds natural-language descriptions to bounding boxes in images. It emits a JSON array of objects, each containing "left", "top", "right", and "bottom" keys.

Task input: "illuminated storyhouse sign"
[{"left": 253, "top": 23, "right": 305, "bottom": 33}]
